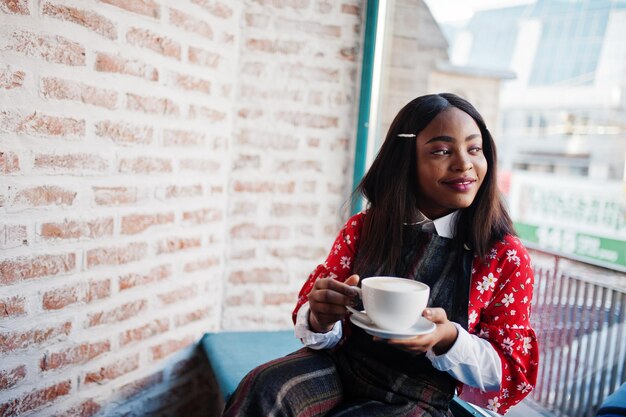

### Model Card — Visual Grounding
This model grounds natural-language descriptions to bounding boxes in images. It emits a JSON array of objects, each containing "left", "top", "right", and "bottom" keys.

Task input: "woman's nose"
[{"left": 452, "top": 153, "right": 473, "bottom": 172}]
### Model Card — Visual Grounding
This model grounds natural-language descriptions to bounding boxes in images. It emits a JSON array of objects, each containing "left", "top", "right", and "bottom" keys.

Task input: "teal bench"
[{"left": 200, "top": 330, "right": 485, "bottom": 416}]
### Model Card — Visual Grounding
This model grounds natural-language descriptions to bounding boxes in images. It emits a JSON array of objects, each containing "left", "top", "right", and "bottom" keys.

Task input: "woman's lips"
[{"left": 442, "top": 177, "right": 476, "bottom": 192}]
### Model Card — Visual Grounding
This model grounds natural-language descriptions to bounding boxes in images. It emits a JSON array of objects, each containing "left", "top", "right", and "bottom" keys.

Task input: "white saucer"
[{"left": 349, "top": 313, "right": 436, "bottom": 339}]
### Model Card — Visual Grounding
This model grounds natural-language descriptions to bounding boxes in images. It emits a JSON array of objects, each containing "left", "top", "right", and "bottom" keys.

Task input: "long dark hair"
[{"left": 354, "top": 93, "right": 514, "bottom": 275}]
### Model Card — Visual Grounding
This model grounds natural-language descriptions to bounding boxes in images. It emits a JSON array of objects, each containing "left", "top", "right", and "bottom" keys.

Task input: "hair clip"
[{"left": 397, "top": 133, "right": 416, "bottom": 138}]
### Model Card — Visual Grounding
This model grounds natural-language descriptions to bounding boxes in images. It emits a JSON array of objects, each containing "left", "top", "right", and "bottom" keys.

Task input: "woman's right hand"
[{"left": 308, "top": 274, "right": 360, "bottom": 333}]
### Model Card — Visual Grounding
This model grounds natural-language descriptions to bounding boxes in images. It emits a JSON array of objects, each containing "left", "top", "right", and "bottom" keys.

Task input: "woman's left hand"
[{"left": 374, "top": 308, "right": 459, "bottom": 356}]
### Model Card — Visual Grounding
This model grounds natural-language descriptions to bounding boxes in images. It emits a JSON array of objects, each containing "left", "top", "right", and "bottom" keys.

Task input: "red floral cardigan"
[{"left": 292, "top": 212, "right": 539, "bottom": 414}]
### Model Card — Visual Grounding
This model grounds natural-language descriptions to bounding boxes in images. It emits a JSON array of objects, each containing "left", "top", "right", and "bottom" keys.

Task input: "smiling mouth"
[{"left": 442, "top": 178, "right": 477, "bottom": 191}]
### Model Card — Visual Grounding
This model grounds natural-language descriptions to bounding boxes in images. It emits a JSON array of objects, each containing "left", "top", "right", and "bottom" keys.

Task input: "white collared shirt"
[{"left": 294, "top": 210, "right": 502, "bottom": 392}]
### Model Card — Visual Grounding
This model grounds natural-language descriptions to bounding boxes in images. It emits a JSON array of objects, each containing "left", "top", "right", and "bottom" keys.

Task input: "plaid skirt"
[{"left": 222, "top": 345, "right": 454, "bottom": 417}]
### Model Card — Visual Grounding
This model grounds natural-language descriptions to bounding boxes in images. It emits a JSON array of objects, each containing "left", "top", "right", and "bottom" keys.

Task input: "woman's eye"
[
  {"left": 469, "top": 147, "right": 482, "bottom": 154},
  {"left": 432, "top": 149, "right": 450, "bottom": 155}
]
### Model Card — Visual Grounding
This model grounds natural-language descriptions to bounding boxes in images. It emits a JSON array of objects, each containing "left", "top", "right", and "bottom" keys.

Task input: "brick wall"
[{"left": 0, "top": 0, "right": 362, "bottom": 415}]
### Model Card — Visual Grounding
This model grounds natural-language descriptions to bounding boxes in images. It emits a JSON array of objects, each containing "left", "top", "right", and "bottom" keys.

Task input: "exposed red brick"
[
  {"left": 33, "top": 153, "right": 109, "bottom": 173},
  {"left": 179, "top": 158, "right": 220, "bottom": 173},
  {"left": 0, "top": 65, "right": 25, "bottom": 89},
  {"left": 119, "top": 265, "right": 171, "bottom": 291},
  {"left": 94, "top": 52, "right": 158, "bottom": 81},
  {"left": 175, "top": 307, "right": 210, "bottom": 327},
  {"left": 42, "top": 279, "right": 110, "bottom": 310},
  {"left": 40, "top": 218, "right": 113, "bottom": 240},
  {"left": 263, "top": 291, "right": 297, "bottom": 305},
  {"left": 93, "top": 186, "right": 138, "bottom": 206},
  {"left": 1, "top": 0, "right": 28, "bottom": 14},
  {"left": 190, "top": 0, "right": 232, "bottom": 18},
  {"left": 126, "top": 93, "right": 179, "bottom": 116},
  {"left": 182, "top": 208, "right": 222, "bottom": 225},
  {"left": 42, "top": 285, "right": 78, "bottom": 310},
  {"left": 233, "top": 180, "right": 295, "bottom": 193},
  {"left": 101, "top": 0, "right": 160, "bottom": 18},
  {"left": 86, "top": 279, "right": 111, "bottom": 302},
  {"left": 187, "top": 104, "right": 227, "bottom": 121},
  {"left": 225, "top": 290, "right": 255, "bottom": 306},
  {"left": 40, "top": 340, "right": 110, "bottom": 371},
  {"left": 169, "top": 8, "right": 213, "bottom": 39},
  {"left": 168, "top": 72, "right": 211, "bottom": 95},
  {"left": 0, "top": 322, "right": 72, "bottom": 353},
  {"left": 118, "top": 157, "right": 173, "bottom": 174},
  {"left": 4, "top": 30, "right": 85, "bottom": 65},
  {"left": 229, "top": 267, "right": 288, "bottom": 285},
  {"left": 0, "top": 110, "right": 85, "bottom": 138},
  {"left": 0, "top": 224, "right": 27, "bottom": 249},
  {"left": 315, "top": 0, "right": 332, "bottom": 13},
  {"left": 86, "top": 242, "right": 147, "bottom": 269},
  {"left": 183, "top": 256, "right": 219, "bottom": 273},
  {"left": 188, "top": 46, "right": 222, "bottom": 69},
  {"left": 117, "top": 371, "right": 163, "bottom": 400},
  {"left": 276, "top": 111, "right": 338, "bottom": 128},
  {"left": 55, "top": 399, "right": 101, "bottom": 417},
  {"left": 232, "top": 201, "right": 257, "bottom": 215},
  {"left": 0, "top": 253, "right": 75, "bottom": 285},
  {"left": 156, "top": 236, "right": 202, "bottom": 254},
  {"left": 119, "top": 318, "right": 169, "bottom": 346},
  {"left": 232, "top": 154, "right": 260, "bottom": 170},
  {"left": 95, "top": 120, "right": 153, "bottom": 145},
  {"left": 339, "top": 45, "right": 357, "bottom": 61},
  {"left": 341, "top": 3, "right": 360, "bottom": 15},
  {"left": 236, "top": 129, "right": 299, "bottom": 150},
  {"left": 121, "top": 212, "right": 174, "bottom": 235},
  {"left": 238, "top": 108, "right": 263, "bottom": 119},
  {"left": 0, "top": 380, "right": 71, "bottom": 417},
  {"left": 230, "top": 223, "right": 290, "bottom": 240},
  {"left": 157, "top": 285, "right": 196, "bottom": 305},
  {"left": 0, "top": 365, "right": 26, "bottom": 390},
  {"left": 84, "top": 354, "right": 139, "bottom": 384},
  {"left": 271, "top": 202, "right": 319, "bottom": 217},
  {"left": 285, "top": 64, "right": 339, "bottom": 82},
  {"left": 42, "top": 3, "right": 117, "bottom": 39},
  {"left": 150, "top": 336, "right": 195, "bottom": 361},
  {"left": 246, "top": 38, "right": 303, "bottom": 54},
  {"left": 41, "top": 77, "right": 117, "bottom": 109},
  {"left": 245, "top": 12, "right": 270, "bottom": 28},
  {"left": 13, "top": 185, "right": 77, "bottom": 207},
  {"left": 163, "top": 128, "right": 206, "bottom": 147},
  {"left": 159, "top": 184, "right": 203, "bottom": 199},
  {"left": 0, "top": 296, "right": 26, "bottom": 318},
  {"left": 87, "top": 300, "right": 147, "bottom": 327},
  {"left": 126, "top": 27, "right": 181, "bottom": 59}
]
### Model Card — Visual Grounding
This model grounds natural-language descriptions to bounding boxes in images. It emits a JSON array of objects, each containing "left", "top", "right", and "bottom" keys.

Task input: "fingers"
[
  {"left": 315, "top": 276, "right": 360, "bottom": 297},
  {"left": 344, "top": 274, "right": 360, "bottom": 287},
  {"left": 422, "top": 307, "right": 448, "bottom": 324}
]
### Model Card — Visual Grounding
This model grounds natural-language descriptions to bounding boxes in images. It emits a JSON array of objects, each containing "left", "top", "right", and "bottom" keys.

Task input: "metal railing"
[{"left": 530, "top": 252, "right": 626, "bottom": 417}]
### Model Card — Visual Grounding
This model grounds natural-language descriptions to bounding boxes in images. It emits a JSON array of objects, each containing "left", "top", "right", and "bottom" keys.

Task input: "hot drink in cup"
[{"left": 347, "top": 276, "right": 430, "bottom": 331}]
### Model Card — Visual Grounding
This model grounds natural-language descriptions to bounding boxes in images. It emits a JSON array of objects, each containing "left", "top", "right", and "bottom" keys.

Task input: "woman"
[{"left": 223, "top": 93, "right": 538, "bottom": 416}]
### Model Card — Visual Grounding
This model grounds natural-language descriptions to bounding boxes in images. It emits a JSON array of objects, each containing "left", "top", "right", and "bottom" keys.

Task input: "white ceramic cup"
[{"left": 346, "top": 276, "right": 430, "bottom": 331}]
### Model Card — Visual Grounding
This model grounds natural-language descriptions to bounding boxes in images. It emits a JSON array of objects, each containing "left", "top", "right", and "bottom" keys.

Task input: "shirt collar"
[{"left": 415, "top": 210, "right": 459, "bottom": 239}]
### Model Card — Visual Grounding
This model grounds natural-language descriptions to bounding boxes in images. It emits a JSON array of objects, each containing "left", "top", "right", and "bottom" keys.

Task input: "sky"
[{"left": 423, "top": 0, "right": 536, "bottom": 22}]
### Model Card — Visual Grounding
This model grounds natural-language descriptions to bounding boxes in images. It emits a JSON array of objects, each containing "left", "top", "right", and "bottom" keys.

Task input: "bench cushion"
[
  {"left": 200, "top": 330, "right": 302, "bottom": 399},
  {"left": 598, "top": 383, "right": 626, "bottom": 416}
]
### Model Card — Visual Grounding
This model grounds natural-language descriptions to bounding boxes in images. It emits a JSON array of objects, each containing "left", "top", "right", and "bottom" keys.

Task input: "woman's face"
[{"left": 414, "top": 107, "right": 488, "bottom": 219}]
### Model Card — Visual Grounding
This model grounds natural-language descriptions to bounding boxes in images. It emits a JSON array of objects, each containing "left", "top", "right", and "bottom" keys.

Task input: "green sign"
[{"left": 515, "top": 222, "right": 626, "bottom": 271}]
